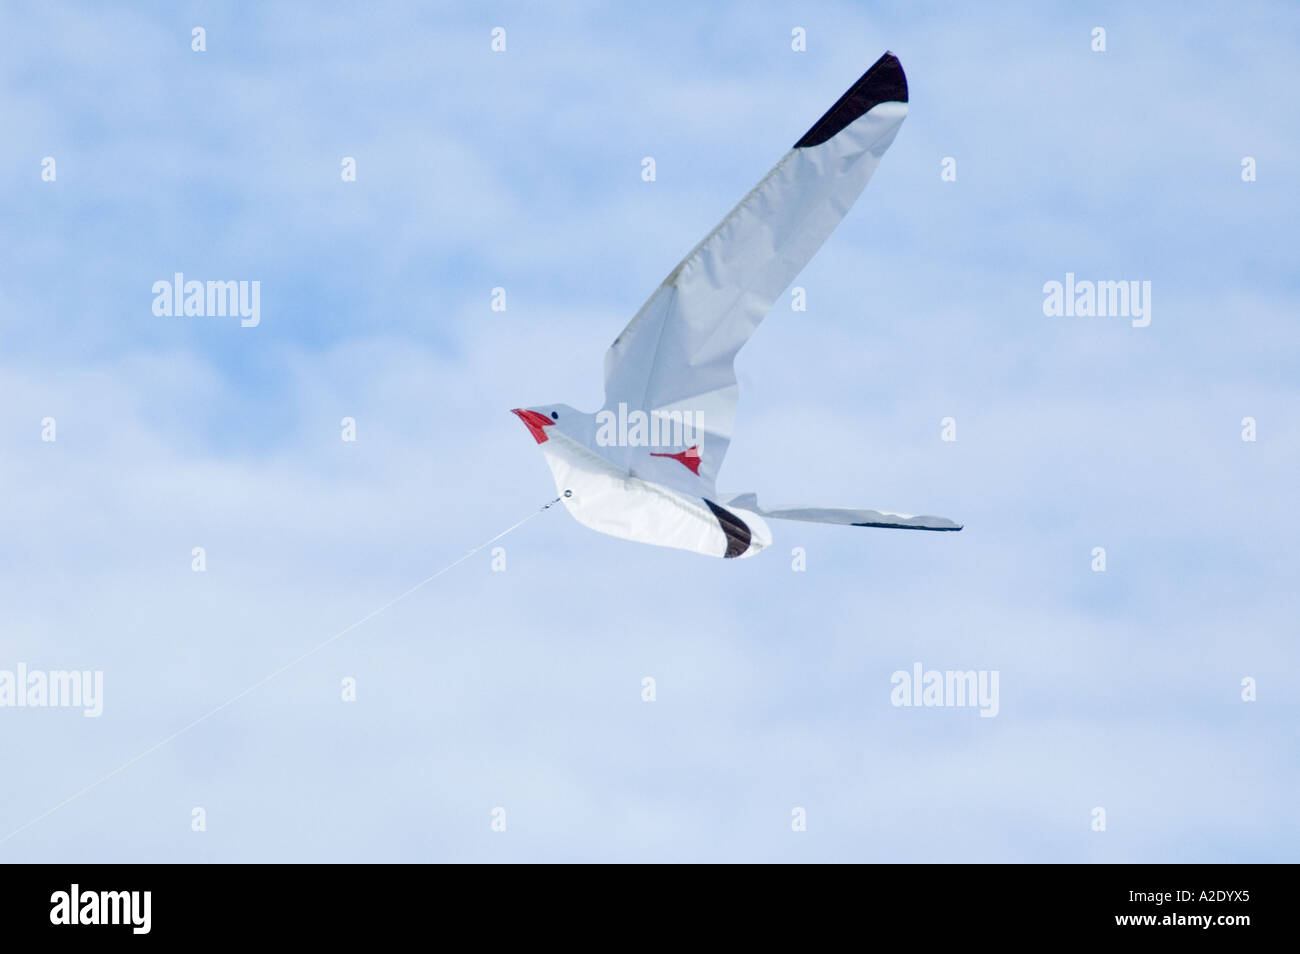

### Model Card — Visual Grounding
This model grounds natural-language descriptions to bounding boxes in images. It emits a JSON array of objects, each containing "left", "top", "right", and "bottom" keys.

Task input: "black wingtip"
[{"left": 794, "top": 51, "right": 908, "bottom": 148}]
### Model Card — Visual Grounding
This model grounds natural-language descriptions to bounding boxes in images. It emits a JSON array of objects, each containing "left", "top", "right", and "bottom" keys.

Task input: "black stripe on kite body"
[
  {"left": 794, "top": 51, "right": 908, "bottom": 148},
  {"left": 703, "top": 499, "right": 753, "bottom": 559}
]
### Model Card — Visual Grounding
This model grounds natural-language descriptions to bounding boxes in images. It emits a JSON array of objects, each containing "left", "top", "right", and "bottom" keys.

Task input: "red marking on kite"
[{"left": 650, "top": 445, "right": 701, "bottom": 475}]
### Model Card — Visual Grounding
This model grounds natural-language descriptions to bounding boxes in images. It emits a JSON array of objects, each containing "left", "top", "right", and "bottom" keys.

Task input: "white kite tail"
[{"left": 723, "top": 493, "right": 962, "bottom": 532}]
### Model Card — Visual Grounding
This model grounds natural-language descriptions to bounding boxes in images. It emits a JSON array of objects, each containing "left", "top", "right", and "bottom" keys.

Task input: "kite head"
[{"left": 510, "top": 404, "right": 587, "bottom": 446}]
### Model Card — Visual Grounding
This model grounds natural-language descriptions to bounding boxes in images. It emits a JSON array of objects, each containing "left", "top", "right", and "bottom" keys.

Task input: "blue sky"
[{"left": 1, "top": 0, "right": 1297, "bottom": 861}]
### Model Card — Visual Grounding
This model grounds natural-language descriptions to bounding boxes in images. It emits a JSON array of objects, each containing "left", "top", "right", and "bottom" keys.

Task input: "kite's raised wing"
[
  {"left": 723, "top": 493, "right": 963, "bottom": 532},
  {"left": 603, "top": 52, "right": 909, "bottom": 496}
]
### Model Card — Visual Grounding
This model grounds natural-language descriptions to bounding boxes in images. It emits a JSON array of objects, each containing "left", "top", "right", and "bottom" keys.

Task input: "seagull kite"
[{"left": 513, "top": 52, "right": 961, "bottom": 559}]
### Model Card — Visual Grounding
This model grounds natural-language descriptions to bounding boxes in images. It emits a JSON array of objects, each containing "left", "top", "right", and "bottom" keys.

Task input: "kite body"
[
  {"left": 512, "top": 53, "right": 962, "bottom": 559},
  {"left": 535, "top": 426, "right": 773, "bottom": 559}
]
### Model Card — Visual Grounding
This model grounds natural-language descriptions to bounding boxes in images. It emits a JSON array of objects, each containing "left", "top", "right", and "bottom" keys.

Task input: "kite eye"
[{"left": 550, "top": 411, "right": 559, "bottom": 420}]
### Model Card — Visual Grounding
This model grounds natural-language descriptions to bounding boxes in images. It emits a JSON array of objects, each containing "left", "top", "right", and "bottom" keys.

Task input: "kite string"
[{"left": 0, "top": 493, "right": 564, "bottom": 846}]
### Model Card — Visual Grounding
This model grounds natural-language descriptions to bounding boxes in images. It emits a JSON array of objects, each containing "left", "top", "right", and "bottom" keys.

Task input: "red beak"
[{"left": 511, "top": 408, "right": 554, "bottom": 444}]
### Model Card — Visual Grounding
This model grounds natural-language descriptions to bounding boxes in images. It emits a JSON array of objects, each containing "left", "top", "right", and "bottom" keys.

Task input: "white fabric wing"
[
  {"left": 724, "top": 493, "right": 962, "bottom": 532},
  {"left": 603, "top": 53, "right": 910, "bottom": 497}
]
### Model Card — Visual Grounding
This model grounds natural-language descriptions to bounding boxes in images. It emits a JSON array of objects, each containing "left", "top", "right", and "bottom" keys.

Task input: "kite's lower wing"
[
  {"left": 602, "top": 53, "right": 909, "bottom": 496},
  {"left": 724, "top": 493, "right": 963, "bottom": 531}
]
